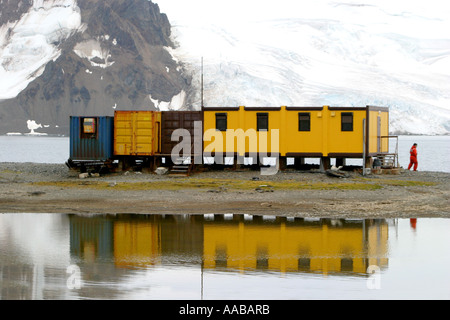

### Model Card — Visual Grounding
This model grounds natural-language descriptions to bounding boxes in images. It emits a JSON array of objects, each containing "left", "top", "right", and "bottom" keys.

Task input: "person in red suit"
[{"left": 408, "top": 143, "right": 418, "bottom": 171}]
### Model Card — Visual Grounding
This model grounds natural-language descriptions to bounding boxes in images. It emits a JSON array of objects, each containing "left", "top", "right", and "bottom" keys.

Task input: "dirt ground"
[{"left": 0, "top": 162, "right": 448, "bottom": 218}]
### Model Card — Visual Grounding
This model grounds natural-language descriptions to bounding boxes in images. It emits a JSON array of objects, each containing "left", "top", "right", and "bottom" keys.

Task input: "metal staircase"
[
  {"left": 376, "top": 153, "right": 398, "bottom": 168},
  {"left": 376, "top": 135, "right": 400, "bottom": 169},
  {"left": 169, "top": 157, "right": 193, "bottom": 176}
]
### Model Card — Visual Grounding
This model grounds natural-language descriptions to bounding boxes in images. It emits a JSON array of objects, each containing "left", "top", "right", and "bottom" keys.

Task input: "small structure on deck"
[{"left": 371, "top": 135, "right": 400, "bottom": 175}]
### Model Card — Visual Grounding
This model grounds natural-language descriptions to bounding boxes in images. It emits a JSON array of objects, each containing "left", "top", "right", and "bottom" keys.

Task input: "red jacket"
[{"left": 410, "top": 145, "right": 417, "bottom": 158}]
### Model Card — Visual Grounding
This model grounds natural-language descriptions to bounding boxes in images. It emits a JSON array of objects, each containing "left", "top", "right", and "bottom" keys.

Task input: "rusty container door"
[
  {"left": 114, "top": 111, "right": 161, "bottom": 156},
  {"left": 161, "top": 111, "right": 203, "bottom": 155}
]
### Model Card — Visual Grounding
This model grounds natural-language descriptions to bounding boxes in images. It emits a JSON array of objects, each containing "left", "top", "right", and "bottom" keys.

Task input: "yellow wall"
[
  {"left": 203, "top": 107, "right": 281, "bottom": 156},
  {"left": 284, "top": 108, "right": 324, "bottom": 155},
  {"left": 326, "top": 108, "right": 366, "bottom": 155},
  {"left": 114, "top": 111, "right": 161, "bottom": 156},
  {"left": 284, "top": 107, "right": 367, "bottom": 156},
  {"left": 203, "top": 106, "right": 389, "bottom": 157},
  {"left": 368, "top": 109, "right": 390, "bottom": 154}
]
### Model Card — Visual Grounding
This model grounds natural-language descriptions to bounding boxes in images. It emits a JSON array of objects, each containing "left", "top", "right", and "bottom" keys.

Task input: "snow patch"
[
  {"left": 150, "top": 90, "right": 186, "bottom": 111},
  {"left": 26, "top": 120, "right": 47, "bottom": 135},
  {"left": 73, "top": 39, "right": 115, "bottom": 69}
]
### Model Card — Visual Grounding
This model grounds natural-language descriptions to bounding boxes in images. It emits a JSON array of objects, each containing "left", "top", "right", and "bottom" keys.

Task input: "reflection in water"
[
  {"left": 0, "top": 214, "right": 70, "bottom": 300},
  {"left": 410, "top": 218, "right": 417, "bottom": 231},
  {"left": 202, "top": 216, "right": 388, "bottom": 275},
  {"left": 1, "top": 214, "right": 448, "bottom": 300},
  {"left": 69, "top": 215, "right": 388, "bottom": 275}
]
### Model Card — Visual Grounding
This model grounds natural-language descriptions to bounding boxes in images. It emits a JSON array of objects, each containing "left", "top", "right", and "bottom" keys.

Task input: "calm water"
[
  {"left": 0, "top": 136, "right": 69, "bottom": 164},
  {"left": 0, "top": 213, "right": 448, "bottom": 300},
  {"left": 0, "top": 134, "right": 449, "bottom": 172}
]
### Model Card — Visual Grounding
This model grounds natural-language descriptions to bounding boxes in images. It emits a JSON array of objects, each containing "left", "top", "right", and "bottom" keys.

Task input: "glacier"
[
  {"left": 155, "top": 0, "right": 450, "bottom": 135},
  {"left": 0, "top": 0, "right": 83, "bottom": 100}
]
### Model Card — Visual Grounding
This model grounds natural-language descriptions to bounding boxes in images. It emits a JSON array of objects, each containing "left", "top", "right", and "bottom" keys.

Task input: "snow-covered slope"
[
  {"left": 156, "top": 0, "right": 450, "bottom": 135},
  {"left": 0, "top": 0, "right": 189, "bottom": 135},
  {"left": 0, "top": 0, "right": 83, "bottom": 100}
]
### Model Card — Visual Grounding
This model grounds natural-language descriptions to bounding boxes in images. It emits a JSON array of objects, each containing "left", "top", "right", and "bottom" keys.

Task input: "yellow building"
[{"left": 203, "top": 106, "right": 389, "bottom": 167}]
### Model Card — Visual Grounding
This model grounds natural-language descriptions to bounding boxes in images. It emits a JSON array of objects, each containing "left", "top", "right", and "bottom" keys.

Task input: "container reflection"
[
  {"left": 69, "top": 214, "right": 389, "bottom": 276},
  {"left": 3, "top": 214, "right": 449, "bottom": 300}
]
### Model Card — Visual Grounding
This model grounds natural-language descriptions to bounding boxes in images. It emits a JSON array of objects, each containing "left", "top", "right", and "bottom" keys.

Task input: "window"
[
  {"left": 341, "top": 258, "right": 353, "bottom": 272},
  {"left": 215, "top": 246, "right": 227, "bottom": 268},
  {"left": 257, "top": 113, "right": 268, "bottom": 131},
  {"left": 83, "top": 118, "right": 96, "bottom": 134},
  {"left": 80, "top": 117, "right": 97, "bottom": 139},
  {"left": 298, "top": 113, "right": 311, "bottom": 131},
  {"left": 341, "top": 112, "right": 353, "bottom": 131},
  {"left": 215, "top": 113, "right": 227, "bottom": 131},
  {"left": 256, "top": 247, "right": 269, "bottom": 270},
  {"left": 298, "top": 258, "right": 311, "bottom": 271}
]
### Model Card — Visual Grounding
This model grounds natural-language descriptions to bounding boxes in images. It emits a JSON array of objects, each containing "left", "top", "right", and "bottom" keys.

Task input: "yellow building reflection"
[
  {"left": 113, "top": 220, "right": 160, "bottom": 268},
  {"left": 203, "top": 217, "right": 388, "bottom": 275},
  {"left": 69, "top": 215, "right": 389, "bottom": 276}
]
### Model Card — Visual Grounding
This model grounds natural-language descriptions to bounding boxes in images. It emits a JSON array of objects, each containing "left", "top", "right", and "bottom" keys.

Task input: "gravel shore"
[{"left": 0, "top": 162, "right": 449, "bottom": 218}]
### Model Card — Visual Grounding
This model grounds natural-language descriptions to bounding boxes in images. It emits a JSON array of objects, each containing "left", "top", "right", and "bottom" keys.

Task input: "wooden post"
[
  {"left": 320, "top": 157, "right": 330, "bottom": 172},
  {"left": 279, "top": 157, "right": 287, "bottom": 171},
  {"left": 363, "top": 118, "right": 367, "bottom": 176}
]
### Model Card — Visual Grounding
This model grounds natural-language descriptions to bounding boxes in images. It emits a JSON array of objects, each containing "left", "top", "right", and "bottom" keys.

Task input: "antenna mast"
[{"left": 201, "top": 57, "right": 204, "bottom": 110}]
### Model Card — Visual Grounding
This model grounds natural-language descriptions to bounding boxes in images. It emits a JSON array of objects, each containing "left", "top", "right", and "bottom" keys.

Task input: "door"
[
  {"left": 114, "top": 111, "right": 157, "bottom": 156},
  {"left": 377, "top": 116, "right": 381, "bottom": 153}
]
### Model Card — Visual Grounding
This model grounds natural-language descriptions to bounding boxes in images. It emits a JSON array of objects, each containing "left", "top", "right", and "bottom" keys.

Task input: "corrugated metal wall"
[
  {"left": 114, "top": 111, "right": 161, "bottom": 156},
  {"left": 70, "top": 116, "right": 114, "bottom": 161}
]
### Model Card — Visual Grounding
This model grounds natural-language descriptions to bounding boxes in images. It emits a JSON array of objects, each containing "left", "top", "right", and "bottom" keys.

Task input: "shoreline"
[{"left": 0, "top": 162, "right": 449, "bottom": 218}]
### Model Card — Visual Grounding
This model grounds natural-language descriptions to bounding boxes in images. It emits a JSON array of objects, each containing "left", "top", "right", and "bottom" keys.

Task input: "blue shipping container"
[{"left": 70, "top": 116, "right": 114, "bottom": 161}]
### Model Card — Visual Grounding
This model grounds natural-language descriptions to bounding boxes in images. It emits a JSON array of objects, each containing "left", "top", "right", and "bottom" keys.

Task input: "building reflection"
[
  {"left": 203, "top": 216, "right": 388, "bottom": 275},
  {"left": 0, "top": 214, "right": 389, "bottom": 299},
  {"left": 69, "top": 214, "right": 389, "bottom": 276}
]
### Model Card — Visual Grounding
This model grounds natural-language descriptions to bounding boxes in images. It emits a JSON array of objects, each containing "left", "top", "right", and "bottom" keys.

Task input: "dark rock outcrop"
[{"left": 0, "top": 0, "right": 191, "bottom": 135}]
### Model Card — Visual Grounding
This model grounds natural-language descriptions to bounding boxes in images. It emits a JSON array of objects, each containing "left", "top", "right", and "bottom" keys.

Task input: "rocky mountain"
[{"left": 0, "top": 0, "right": 192, "bottom": 135}]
